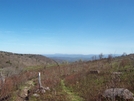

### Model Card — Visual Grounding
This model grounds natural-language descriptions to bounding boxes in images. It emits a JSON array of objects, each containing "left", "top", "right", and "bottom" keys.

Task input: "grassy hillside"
[
  {"left": 0, "top": 51, "right": 57, "bottom": 76},
  {"left": 0, "top": 52, "right": 134, "bottom": 101}
]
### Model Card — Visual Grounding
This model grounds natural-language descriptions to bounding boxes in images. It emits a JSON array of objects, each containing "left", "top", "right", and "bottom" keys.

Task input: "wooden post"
[
  {"left": 36, "top": 72, "right": 50, "bottom": 93},
  {"left": 38, "top": 72, "right": 42, "bottom": 88}
]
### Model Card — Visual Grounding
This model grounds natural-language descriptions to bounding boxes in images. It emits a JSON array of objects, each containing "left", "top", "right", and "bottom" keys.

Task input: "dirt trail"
[
  {"left": 13, "top": 80, "right": 35, "bottom": 101},
  {"left": 61, "top": 80, "right": 84, "bottom": 101}
]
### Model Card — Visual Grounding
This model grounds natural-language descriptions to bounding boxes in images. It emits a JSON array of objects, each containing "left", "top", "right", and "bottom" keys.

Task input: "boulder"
[{"left": 101, "top": 88, "right": 134, "bottom": 101}]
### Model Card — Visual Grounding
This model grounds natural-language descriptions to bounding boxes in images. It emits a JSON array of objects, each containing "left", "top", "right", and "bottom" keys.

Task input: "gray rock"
[
  {"left": 33, "top": 93, "right": 40, "bottom": 97},
  {"left": 102, "top": 88, "right": 134, "bottom": 101}
]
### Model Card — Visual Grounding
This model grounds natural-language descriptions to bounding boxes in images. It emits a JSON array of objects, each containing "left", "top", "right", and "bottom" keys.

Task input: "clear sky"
[{"left": 0, "top": 0, "right": 134, "bottom": 55}]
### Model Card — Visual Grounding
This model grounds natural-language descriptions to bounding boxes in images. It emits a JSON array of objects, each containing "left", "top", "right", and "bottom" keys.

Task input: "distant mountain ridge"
[
  {"left": 44, "top": 54, "right": 93, "bottom": 62},
  {"left": 44, "top": 54, "right": 121, "bottom": 62}
]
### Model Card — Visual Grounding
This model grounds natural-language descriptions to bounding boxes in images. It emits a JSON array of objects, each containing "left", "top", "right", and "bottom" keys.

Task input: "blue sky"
[{"left": 0, "top": 0, "right": 134, "bottom": 54}]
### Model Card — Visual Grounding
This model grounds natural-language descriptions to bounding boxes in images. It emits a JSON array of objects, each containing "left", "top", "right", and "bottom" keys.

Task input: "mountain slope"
[{"left": 0, "top": 51, "right": 56, "bottom": 69}]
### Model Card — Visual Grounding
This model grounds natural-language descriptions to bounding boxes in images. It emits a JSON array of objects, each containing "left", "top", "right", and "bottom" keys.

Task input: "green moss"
[{"left": 61, "top": 80, "right": 84, "bottom": 101}]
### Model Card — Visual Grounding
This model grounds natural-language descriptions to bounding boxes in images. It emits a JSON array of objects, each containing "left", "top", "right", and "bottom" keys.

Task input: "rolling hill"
[{"left": 0, "top": 51, "right": 57, "bottom": 76}]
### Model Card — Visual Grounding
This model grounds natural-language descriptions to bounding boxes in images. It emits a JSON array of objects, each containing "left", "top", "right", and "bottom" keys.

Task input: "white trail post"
[
  {"left": 38, "top": 72, "right": 42, "bottom": 88},
  {"left": 36, "top": 72, "right": 50, "bottom": 93}
]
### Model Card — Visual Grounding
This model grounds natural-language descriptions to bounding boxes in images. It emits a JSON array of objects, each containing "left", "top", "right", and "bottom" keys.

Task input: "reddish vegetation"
[{"left": 0, "top": 53, "right": 134, "bottom": 101}]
